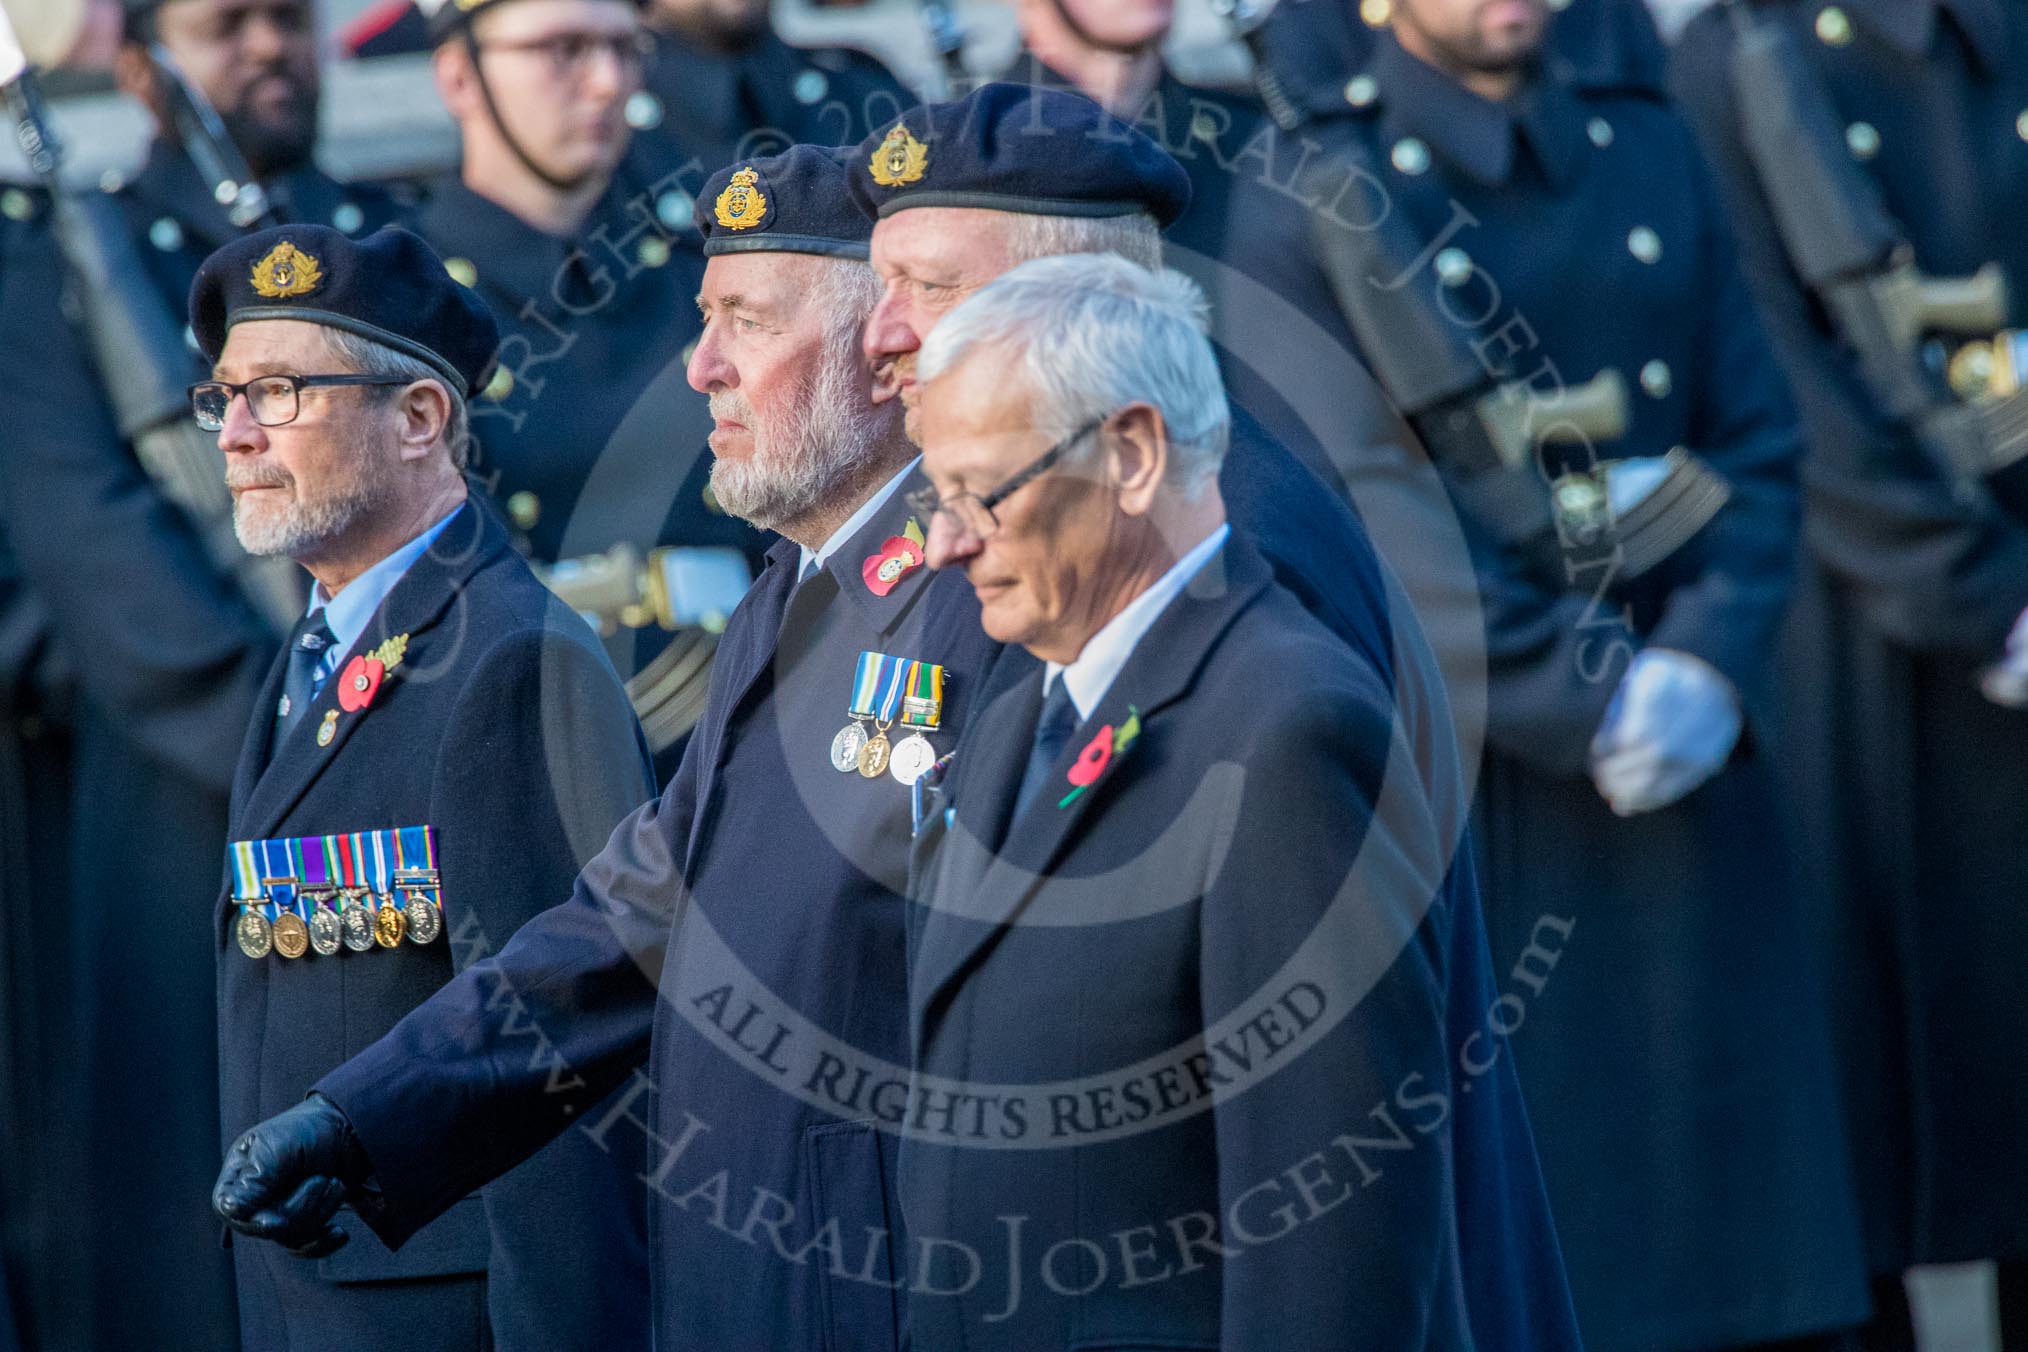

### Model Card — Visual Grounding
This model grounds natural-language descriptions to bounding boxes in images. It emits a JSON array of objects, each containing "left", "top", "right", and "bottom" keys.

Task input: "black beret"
[
  {"left": 697, "top": 145, "right": 871, "bottom": 260},
  {"left": 846, "top": 82, "right": 1192, "bottom": 229},
  {"left": 189, "top": 224, "right": 500, "bottom": 397},
  {"left": 418, "top": 0, "right": 644, "bottom": 45}
]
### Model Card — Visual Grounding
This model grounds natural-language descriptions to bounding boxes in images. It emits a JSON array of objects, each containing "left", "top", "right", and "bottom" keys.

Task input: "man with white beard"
[{"left": 213, "top": 147, "right": 1005, "bottom": 1352}]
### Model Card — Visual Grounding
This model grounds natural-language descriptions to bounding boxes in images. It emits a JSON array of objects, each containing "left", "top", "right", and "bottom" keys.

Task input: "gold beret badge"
[
  {"left": 250, "top": 241, "right": 323, "bottom": 299},
  {"left": 869, "top": 125, "right": 928, "bottom": 188},
  {"left": 713, "top": 167, "right": 768, "bottom": 231}
]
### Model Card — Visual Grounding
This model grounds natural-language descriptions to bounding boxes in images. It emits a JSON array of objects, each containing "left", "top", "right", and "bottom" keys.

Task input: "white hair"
[
  {"left": 916, "top": 252, "right": 1229, "bottom": 495},
  {"left": 322, "top": 328, "right": 472, "bottom": 470}
]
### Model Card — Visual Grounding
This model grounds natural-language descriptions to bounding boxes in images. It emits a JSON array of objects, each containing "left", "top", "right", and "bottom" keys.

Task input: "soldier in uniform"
[
  {"left": 1260, "top": 0, "right": 1878, "bottom": 1348},
  {"left": 191, "top": 223, "right": 654, "bottom": 1350},
  {"left": 406, "top": 0, "right": 763, "bottom": 774},
  {"left": 0, "top": 2, "right": 400, "bottom": 1345},
  {"left": 1671, "top": 2, "right": 2028, "bottom": 1344},
  {"left": 211, "top": 147, "right": 1005, "bottom": 1351}
]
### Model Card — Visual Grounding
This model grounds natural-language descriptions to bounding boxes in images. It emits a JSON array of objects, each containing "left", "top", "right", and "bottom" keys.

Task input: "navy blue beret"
[
  {"left": 697, "top": 145, "right": 871, "bottom": 260},
  {"left": 846, "top": 82, "right": 1192, "bottom": 229},
  {"left": 189, "top": 225, "right": 500, "bottom": 397},
  {"left": 418, "top": 0, "right": 644, "bottom": 45}
]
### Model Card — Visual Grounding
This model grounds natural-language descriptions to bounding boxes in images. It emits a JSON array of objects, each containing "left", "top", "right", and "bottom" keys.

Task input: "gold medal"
[
  {"left": 857, "top": 731, "right": 891, "bottom": 779},
  {"left": 272, "top": 911, "right": 310, "bottom": 960},
  {"left": 235, "top": 907, "right": 273, "bottom": 960},
  {"left": 374, "top": 902, "right": 407, "bottom": 948}
]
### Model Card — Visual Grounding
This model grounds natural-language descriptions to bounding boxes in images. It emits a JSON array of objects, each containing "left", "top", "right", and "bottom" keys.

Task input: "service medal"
[
  {"left": 340, "top": 891, "right": 375, "bottom": 952},
  {"left": 830, "top": 722, "right": 868, "bottom": 773},
  {"left": 404, "top": 892, "right": 442, "bottom": 945},
  {"left": 888, "top": 733, "right": 937, "bottom": 786},
  {"left": 272, "top": 911, "right": 310, "bottom": 960},
  {"left": 307, "top": 898, "right": 343, "bottom": 956},
  {"left": 235, "top": 907, "right": 273, "bottom": 960},
  {"left": 374, "top": 902, "right": 407, "bottom": 948},
  {"left": 857, "top": 732, "right": 891, "bottom": 779}
]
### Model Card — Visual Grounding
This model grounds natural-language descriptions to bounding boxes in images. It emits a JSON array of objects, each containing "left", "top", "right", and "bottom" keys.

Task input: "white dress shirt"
[
  {"left": 798, "top": 457, "right": 922, "bottom": 581},
  {"left": 1045, "top": 523, "right": 1231, "bottom": 721}
]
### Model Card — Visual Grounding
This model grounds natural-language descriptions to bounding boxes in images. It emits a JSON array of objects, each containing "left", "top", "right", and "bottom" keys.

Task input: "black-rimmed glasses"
[
  {"left": 905, "top": 413, "right": 1110, "bottom": 541},
  {"left": 470, "top": 31, "right": 655, "bottom": 82},
  {"left": 189, "top": 374, "right": 413, "bottom": 432}
]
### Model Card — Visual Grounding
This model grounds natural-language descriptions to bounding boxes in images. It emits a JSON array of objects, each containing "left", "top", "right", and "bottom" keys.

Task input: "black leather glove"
[{"left": 213, "top": 1093, "right": 372, "bottom": 1258}]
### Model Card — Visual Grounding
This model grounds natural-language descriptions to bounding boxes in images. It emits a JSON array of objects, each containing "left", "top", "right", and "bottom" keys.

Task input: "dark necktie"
[
  {"left": 1014, "top": 676, "right": 1080, "bottom": 819},
  {"left": 274, "top": 613, "right": 337, "bottom": 750}
]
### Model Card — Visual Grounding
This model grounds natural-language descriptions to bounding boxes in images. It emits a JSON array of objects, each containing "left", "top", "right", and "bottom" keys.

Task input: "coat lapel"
[
  {"left": 683, "top": 466, "right": 942, "bottom": 874},
  {"left": 911, "top": 541, "right": 1274, "bottom": 1041},
  {"left": 233, "top": 502, "right": 507, "bottom": 841}
]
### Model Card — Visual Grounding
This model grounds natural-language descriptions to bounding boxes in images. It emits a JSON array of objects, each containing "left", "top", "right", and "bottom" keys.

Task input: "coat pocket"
[{"left": 803, "top": 1119, "right": 906, "bottom": 1352}]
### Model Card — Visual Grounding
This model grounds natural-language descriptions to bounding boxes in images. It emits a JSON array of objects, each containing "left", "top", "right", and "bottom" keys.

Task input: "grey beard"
[
  {"left": 232, "top": 463, "right": 393, "bottom": 560},
  {"left": 710, "top": 347, "right": 890, "bottom": 533}
]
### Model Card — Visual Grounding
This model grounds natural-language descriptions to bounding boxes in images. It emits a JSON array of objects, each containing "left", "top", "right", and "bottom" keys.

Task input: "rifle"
[
  {"left": 1725, "top": 0, "right": 2022, "bottom": 499},
  {"left": 537, "top": 543, "right": 751, "bottom": 751},
  {"left": 1303, "top": 143, "right": 1731, "bottom": 583},
  {"left": 0, "top": 13, "right": 301, "bottom": 631}
]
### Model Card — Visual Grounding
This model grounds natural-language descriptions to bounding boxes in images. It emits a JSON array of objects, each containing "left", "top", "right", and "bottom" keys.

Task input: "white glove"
[
  {"left": 1979, "top": 605, "right": 2028, "bottom": 709},
  {"left": 1589, "top": 648, "right": 1743, "bottom": 817}
]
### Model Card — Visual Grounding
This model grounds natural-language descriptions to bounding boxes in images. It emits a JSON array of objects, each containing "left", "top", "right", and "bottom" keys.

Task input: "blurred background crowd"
[{"left": 0, "top": 0, "right": 2024, "bottom": 1348}]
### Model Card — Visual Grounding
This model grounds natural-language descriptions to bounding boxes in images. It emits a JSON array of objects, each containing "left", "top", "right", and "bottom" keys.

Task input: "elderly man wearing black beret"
[
  {"left": 210, "top": 150, "right": 1004, "bottom": 1352},
  {"left": 193, "top": 223, "right": 657, "bottom": 1352}
]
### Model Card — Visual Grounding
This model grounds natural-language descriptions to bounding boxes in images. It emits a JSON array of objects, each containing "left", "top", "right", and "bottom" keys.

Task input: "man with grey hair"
[
  {"left": 191, "top": 223, "right": 657, "bottom": 1351},
  {"left": 210, "top": 150, "right": 1007, "bottom": 1351},
  {"left": 906, "top": 251, "right": 1577, "bottom": 1349}
]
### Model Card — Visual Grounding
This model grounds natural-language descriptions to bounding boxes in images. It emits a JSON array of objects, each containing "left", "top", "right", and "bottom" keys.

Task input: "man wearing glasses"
[
  {"left": 210, "top": 150, "right": 1004, "bottom": 1352},
  {"left": 0, "top": 2, "right": 402, "bottom": 1344},
  {"left": 189, "top": 222, "right": 656, "bottom": 1352},
  {"left": 405, "top": 0, "right": 763, "bottom": 777}
]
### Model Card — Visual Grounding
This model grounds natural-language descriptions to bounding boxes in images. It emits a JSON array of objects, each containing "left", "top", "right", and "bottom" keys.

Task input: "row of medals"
[
  {"left": 831, "top": 718, "right": 937, "bottom": 784},
  {"left": 236, "top": 887, "right": 444, "bottom": 960}
]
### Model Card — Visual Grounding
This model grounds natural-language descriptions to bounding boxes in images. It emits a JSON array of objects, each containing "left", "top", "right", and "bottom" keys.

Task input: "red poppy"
[
  {"left": 1067, "top": 725, "right": 1114, "bottom": 787},
  {"left": 862, "top": 536, "right": 923, "bottom": 597},
  {"left": 338, "top": 655, "right": 386, "bottom": 713}
]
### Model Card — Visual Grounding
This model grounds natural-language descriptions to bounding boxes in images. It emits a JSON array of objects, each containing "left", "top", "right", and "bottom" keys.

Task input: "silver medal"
[
  {"left": 235, "top": 907, "right": 273, "bottom": 960},
  {"left": 888, "top": 733, "right": 937, "bottom": 786},
  {"left": 308, "top": 903, "right": 343, "bottom": 956},
  {"left": 340, "top": 893, "right": 375, "bottom": 952},
  {"left": 830, "top": 722, "right": 868, "bottom": 773},
  {"left": 404, "top": 893, "right": 442, "bottom": 945}
]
